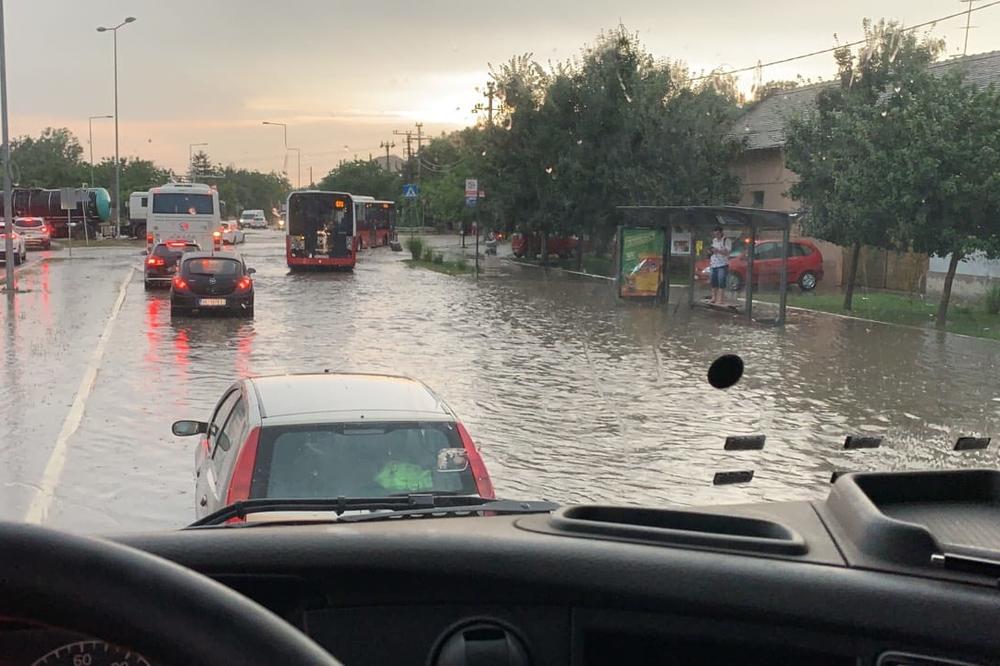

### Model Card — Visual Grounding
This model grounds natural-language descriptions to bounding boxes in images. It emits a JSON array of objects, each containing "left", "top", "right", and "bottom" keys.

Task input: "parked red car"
[
  {"left": 695, "top": 239, "right": 824, "bottom": 291},
  {"left": 511, "top": 233, "right": 579, "bottom": 259}
]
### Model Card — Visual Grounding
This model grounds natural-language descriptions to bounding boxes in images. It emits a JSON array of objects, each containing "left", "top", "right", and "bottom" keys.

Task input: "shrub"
[
  {"left": 432, "top": 253, "right": 444, "bottom": 264},
  {"left": 986, "top": 283, "right": 1000, "bottom": 315},
  {"left": 455, "top": 258, "right": 468, "bottom": 271},
  {"left": 405, "top": 236, "right": 424, "bottom": 261},
  {"left": 422, "top": 247, "right": 435, "bottom": 262}
]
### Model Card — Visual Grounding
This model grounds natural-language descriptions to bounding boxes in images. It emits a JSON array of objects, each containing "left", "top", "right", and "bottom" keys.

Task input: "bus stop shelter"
[{"left": 616, "top": 205, "right": 797, "bottom": 325}]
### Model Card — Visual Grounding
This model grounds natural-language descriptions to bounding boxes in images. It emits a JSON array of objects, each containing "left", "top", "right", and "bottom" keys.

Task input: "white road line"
[{"left": 24, "top": 266, "right": 134, "bottom": 524}]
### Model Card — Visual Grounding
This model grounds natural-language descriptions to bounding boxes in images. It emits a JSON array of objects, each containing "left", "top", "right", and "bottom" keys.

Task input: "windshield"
[
  {"left": 152, "top": 193, "right": 214, "bottom": 215},
  {"left": 14, "top": 218, "right": 43, "bottom": 228},
  {"left": 253, "top": 422, "right": 477, "bottom": 499},
  {"left": 1, "top": 3, "right": 999, "bottom": 535}
]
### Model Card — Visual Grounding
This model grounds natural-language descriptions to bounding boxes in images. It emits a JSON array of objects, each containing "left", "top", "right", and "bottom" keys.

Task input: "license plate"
[{"left": 198, "top": 298, "right": 226, "bottom": 307}]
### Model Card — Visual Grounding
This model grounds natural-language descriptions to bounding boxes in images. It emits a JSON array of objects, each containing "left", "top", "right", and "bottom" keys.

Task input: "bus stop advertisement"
[{"left": 615, "top": 205, "right": 795, "bottom": 326}]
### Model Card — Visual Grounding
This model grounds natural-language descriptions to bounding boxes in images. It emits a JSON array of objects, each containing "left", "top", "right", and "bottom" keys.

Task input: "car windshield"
[
  {"left": 253, "top": 422, "right": 478, "bottom": 499},
  {"left": 1, "top": 3, "right": 999, "bottom": 535}
]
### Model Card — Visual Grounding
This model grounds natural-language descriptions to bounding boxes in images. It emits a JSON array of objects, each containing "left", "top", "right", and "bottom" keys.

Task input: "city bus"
[
  {"left": 363, "top": 200, "right": 396, "bottom": 247},
  {"left": 351, "top": 195, "right": 374, "bottom": 248},
  {"left": 146, "top": 183, "right": 221, "bottom": 253},
  {"left": 285, "top": 190, "right": 357, "bottom": 270}
]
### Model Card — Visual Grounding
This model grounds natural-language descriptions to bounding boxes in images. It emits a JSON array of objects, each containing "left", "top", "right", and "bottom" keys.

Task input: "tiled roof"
[{"left": 735, "top": 50, "right": 1000, "bottom": 150}]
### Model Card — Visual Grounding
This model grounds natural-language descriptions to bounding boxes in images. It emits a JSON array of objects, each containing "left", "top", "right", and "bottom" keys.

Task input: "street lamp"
[
  {"left": 96, "top": 15, "right": 136, "bottom": 237},
  {"left": 189, "top": 142, "right": 208, "bottom": 182},
  {"left": 262, "top": 121, "right": 301, "bottom": 188},
  {"left": 87, "top": 115, "right": 113, "bottom": 186}
]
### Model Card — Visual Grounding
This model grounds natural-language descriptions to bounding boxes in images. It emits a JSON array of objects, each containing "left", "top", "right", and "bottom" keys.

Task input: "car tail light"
[
  {"left": 172, "top": 276, "right": 188, "bottom": 290},
  {"left": 455, "top": 421, "right": 495, "bottom": 499},
  {"left": 225, "top": 426, "right": 261, "bottom": 508},
  {"left": 146, "top": 256, "right": 165, "bottom": 267},
  {"left": 146, "top": 234, "right": 153, "bottom": 244},
  {"left": 235, "top": 276, "right": 252, "bottom": 292}
]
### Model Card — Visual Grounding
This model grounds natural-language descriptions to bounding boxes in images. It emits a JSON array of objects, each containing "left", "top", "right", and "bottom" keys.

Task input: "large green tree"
[
  {"left": 785, "top": 20, "right": 944, "bottom": 310},
  {"left": 214, "top": 164, "right": 291, "bottom": 221},
  {"left": 10, "top": 127, "right": 85, "bottom": 188},
  {"left": 318, "top": 159, "right": 401, "bottom": 201}
]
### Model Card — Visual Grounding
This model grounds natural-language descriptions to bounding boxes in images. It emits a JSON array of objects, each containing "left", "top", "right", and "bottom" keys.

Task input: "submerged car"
[
  {"left": 695, "top": 238, "right": 824, "bottom": 291},
  {"left": 172, "top": 372, "right": 495, "bottom": 519},
  {"left": 144, "top": 240, "right": 201, "bottom": 289},
  {"left": 169, "top": 252, "right": 255, "bottom": 317}
]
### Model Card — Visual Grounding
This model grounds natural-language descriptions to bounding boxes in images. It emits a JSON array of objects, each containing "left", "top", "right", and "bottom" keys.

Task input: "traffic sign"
[
  {"left": 465, "top": 179, "right": 478, "bottom": 197},
  {"left": 403, "top": 184, "right": 419, "bottom": 199}
]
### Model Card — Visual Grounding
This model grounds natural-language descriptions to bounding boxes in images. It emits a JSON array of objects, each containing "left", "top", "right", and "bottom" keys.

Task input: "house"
[{"left": 731, "top": 50, "right": 1000, "bottom": 295}]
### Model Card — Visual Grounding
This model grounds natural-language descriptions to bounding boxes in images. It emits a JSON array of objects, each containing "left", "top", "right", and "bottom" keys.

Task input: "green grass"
[
  {"left": 405, "top": 258, "right": 472, "bottom": 276},
  {"left": 51, "top": 238, "right": 141, "bottom": 248},
  {"left": 760, "top": 291, "right": 1000, "bottom": 341}
]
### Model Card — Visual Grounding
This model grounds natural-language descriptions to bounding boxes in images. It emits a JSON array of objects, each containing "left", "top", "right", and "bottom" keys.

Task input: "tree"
[
  {"left": 10, "top": 127, "right": 85, "bottom": 188},
  {"left": 90, "top": 157, "right": 174, "bottom": 216},
  {"left": 215, "top": 166, "right": 291, "bottom": 221},
  {"left": 318, "top": 159, "right": 400, "bottom": 201},
  {"left": 190, "top": 151, "right": 212, "bottom": 180},
  {"left": 785, "top": 20, "right": 944, "bottom": 310}
]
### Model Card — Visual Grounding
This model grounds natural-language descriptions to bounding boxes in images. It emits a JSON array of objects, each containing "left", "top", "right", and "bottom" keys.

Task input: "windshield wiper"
[
  {"left": 186, "top": 494, "right": 555, "bottom": 527},
  {"left": 336, "top": 498, "right": 559, "bottom": 524}
]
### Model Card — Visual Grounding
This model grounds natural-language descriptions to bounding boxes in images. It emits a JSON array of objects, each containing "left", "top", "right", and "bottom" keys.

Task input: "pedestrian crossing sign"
[{"left": 403, "top": 184, "right": 419, "bottom": 199}]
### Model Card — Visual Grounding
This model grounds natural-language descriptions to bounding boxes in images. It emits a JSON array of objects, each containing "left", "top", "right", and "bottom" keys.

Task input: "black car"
[
  {"left": 170, "top": 252, "right": 255, "bottom": 317},
  {"left": 144, "top": 241, "right": 201, "bottom": 289}
]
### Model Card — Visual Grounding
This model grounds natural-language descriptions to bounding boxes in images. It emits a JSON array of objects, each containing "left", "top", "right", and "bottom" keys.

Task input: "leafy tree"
[
  {"left": 10, "top": 127, "right": 85, "bottom": 187},
  {"left": 318, "top": 159, "right": 401, "bottom": 201},
  {"left": 190, "top": 150, "right": 213, "bottom": 179},
  {"left": 785, "top": 20, "right": 944, "bottom": 310},
  {"left": 215, "top": 165, "right": 291, "bottom": 221},
  {"left": 90, "top": 157, "right": 174, "bottom": 219}
]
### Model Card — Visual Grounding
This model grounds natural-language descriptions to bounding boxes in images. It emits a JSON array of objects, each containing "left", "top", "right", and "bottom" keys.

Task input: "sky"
[{"left": 5, "top": 0, "right": 999, "bottom": 182}]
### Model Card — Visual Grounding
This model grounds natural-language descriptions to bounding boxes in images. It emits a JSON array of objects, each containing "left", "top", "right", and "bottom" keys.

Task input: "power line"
[{"left": 689, "top": 0, "right": 1000, "bottom": 82}]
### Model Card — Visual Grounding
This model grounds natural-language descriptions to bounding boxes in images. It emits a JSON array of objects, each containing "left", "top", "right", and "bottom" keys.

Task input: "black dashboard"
[{"left": 6, "top": 469, "right": 1000, "bottom": 665}]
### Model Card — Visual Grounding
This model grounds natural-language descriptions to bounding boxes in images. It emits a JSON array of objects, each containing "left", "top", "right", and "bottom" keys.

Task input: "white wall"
[{"left": 927, "top": 251, "right": 1000, "bottom": 299}]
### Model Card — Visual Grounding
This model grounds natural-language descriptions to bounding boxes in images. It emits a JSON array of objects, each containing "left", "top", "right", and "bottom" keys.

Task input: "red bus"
[
  {"left": 285, "top": 191, "right": 357, "bottom": 270},
  {"left": 363, "top": 200, "right": 396, "bottom": 248}
]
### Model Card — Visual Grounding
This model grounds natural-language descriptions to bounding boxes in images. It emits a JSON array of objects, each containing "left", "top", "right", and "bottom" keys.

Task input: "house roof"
[{"left": 735, "top": 50, "right": 1000, "bottom": 150}]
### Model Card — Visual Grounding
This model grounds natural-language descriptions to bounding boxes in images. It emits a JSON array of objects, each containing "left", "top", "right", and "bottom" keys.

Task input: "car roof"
[
  {"left": 181, "top": 252, "right": 243, "bottom": 261},
  {"left": 247, "top": 373, "right": 455, "bottom": 423}
]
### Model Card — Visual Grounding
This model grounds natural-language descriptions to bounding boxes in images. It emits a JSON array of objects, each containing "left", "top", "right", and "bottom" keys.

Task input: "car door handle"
[{"left": 199, "top": 495, "right": 208, "bottom": 507}]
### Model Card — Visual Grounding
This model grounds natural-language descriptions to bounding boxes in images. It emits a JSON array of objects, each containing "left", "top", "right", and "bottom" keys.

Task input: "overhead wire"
[{"left": 688, "top": 0, "right": 1000, "bottom": 82}]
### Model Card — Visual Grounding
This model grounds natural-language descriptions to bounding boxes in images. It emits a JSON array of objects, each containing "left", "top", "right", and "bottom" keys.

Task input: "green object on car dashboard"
[{"left": 375, "top": 462, "right": 433, "bottom": 492}]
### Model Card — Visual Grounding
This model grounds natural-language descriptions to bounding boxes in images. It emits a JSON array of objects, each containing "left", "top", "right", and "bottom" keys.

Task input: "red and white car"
[
  {"left": 12, "top": 217, "right": 52, "bottom": 250},
  {"left": 173, "top": 373, "right": 495, "bottom": 519}
]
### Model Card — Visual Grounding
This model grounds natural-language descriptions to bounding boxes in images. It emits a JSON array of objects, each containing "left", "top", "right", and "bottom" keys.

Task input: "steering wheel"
[{"left": 0, "top": 522, "right": 341, "bottom": 666}]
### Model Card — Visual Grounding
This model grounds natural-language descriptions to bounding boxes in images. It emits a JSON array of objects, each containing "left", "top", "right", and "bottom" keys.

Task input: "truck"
[
  {"left": 146, "top": 183, "right": 221, "bottom": 254},
  {"left": 128, "top": 191, "right": 149, "bottom": 239},
  {"left": 0, "top": 187, "right": 111, "bottom": 238}
]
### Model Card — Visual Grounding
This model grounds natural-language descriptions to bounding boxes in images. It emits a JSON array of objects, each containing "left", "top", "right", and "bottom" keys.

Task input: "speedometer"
[{"left": 30, "top": 640, "right": 150, "bottom": 666}]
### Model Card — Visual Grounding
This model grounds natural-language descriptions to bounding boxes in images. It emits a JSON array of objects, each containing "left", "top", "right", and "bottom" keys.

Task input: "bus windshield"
[
  {"left": 152, "top": 193, "right": 214, "bottom": 215},
  {"left": 288, "top": 193, "right": 352, "bottom": 236}
]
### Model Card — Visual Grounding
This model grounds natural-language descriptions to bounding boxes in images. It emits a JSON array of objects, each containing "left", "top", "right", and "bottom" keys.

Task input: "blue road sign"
[
  {"left": 403, "top": 184, "right": 419, "bottom": 199},
  {"left": 465, "top": 196, "right": 478, "bottom": 207}
]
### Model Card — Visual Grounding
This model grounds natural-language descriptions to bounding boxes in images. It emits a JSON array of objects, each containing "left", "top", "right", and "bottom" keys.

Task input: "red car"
[
  {"left": 511, "top": 233, "right": 579, "bottom": 259},
  {"left": 695, "top": 239, "right": 824, "bottom": 291}
]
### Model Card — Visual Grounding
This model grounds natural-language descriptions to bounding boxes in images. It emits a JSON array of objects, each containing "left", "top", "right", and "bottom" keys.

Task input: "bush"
[
  {"left": 986, "top": 283, "right": 1000, "bottom": 315},
  {"left": 405, "top": 236, "right": 424, "bottom": 261},
  {"left": 455, "top": 258, "right": 468, "bottom": 271},
  {"left": 432, "top": 253, "right": 444, "bottom": 264},
  {"left": 422, "top": 247, "right": 435, "bottom": 262}
]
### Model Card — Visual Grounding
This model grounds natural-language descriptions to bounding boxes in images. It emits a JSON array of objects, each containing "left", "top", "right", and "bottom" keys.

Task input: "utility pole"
[
  {"left": 309, "top": 165, "right": 313, "bottom": 187},
  {"left": 2, "top": 0, "right": 14, "bottom": 295},
  {"left": 379, "top": 140, "right": 395, "bottom": 172},
  {"left": 486, "top": 81, "right": 494, "bottom": 127},
  {"left": 962, "top": 0, "right": 977, "bottom": 56},
  {"left": 414, "top": 122, "right": 424, "bottom": 184},
  {"left": 392, "top": 129, "right": 415, "bottom": 180}
]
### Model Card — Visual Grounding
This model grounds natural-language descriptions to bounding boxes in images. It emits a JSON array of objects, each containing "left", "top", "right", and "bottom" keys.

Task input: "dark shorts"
[{"left": 710, "top": 265, "right": 728, "bottom": 288}]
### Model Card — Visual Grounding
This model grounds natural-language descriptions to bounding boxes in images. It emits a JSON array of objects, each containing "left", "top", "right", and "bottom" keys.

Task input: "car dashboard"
[{"left": 5, "top": 469, "right": 1000, "bottom": 666}]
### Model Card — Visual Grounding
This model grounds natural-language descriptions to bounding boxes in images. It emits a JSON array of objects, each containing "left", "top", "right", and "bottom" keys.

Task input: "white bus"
[{"left": 147, "top": 183, "right": 221, "bottom": 253}]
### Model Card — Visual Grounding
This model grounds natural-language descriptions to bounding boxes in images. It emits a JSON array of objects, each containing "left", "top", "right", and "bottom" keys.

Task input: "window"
[
  {"left": 140, "top": 197, "right": 148, "bottom": 207},
  {"left": 152, "top": 193, "right": 214, "bottom": 215},
  {"left": 213, "top": 397, "right": 248, "bottom": 481},
  {"left": 251, "top": 422, "right": 478, "bottom": 499},
  {"left": 751, "top": 190, "right": 765, "bottom": 208},
  {"left": 793, "top": 243, "right": 812, "bottom": 257},
  {"left": 184, "top": 258, "right": 241, "bottom": 276},
  {"left": 753, "top": 243, "right": 780, "bottom": 260},
  {"left": 15, "top": 218, "right": 43, "bottom": 228},
  {"left": 208, "top": 390, "right": 241, "bottom": 451}
]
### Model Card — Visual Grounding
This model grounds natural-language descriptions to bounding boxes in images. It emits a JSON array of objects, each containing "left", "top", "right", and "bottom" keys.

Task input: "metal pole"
[
  {"left": 112, "top": 28, "right": 120, "bottom": 238},
  {"left": 67, "top": 207, "right": 72, "bottom": 257},
  {"left": 475, "top": 212, "right": 479, "bottom": 279},
  {"left": 746, "top": 224, "right": 756, "bottom": 322},
  {"left": 662, "top": 216, "right": 671, "bottom": 306},
  {"left": 89, "top": 117, "right": 95, "bottom": 186},
  {"left": 1, "top": 0, "right": 13, "bottom": 295},
  {"left": 778, "top": 226, "right": 789, "bottom": 326},
  {"left": 687, "top": 213, "right": 696, "bottom": 308}
]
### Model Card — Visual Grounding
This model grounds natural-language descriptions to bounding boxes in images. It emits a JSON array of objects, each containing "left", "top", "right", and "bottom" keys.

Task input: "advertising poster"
[{"left": 619, "top": 228, "right": 665, "bottom": 298}]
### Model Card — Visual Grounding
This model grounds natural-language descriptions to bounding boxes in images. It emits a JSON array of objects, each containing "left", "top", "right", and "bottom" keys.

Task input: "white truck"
[
  {"left": 128, "top": 191, "right": 149, "bottom": 239},
  {"left": 146, "top": 183, "right": 221, "bottom": 253}
]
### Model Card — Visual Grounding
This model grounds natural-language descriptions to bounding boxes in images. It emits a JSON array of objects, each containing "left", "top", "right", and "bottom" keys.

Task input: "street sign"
[
  {"left": 59, "top": 187, "right": 80, "bottom": 210},
  {"left": 465, "top": 179, "right": 478, "bottom": 197},
  {"left": 403, "top": 184, "right": 419, "bottom": 199},
  {"left": 466, "top": 196, "right": 478, "bottom": 208}
]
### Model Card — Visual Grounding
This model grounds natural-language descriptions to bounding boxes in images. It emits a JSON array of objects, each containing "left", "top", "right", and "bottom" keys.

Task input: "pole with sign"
[{"left": 60, "top": 188, "right": 78, "bottom": 257}]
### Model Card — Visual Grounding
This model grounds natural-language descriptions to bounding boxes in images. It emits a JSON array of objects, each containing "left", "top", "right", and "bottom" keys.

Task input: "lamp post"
[
  {"left": 2, "top": 0, "right": 14, "bottom": 295},
  {"left": 96, "top": 16, "right": 136, "bottom": 237},
  {"left": 189, "top": 142, "right": 208, "bottom": 182},
  {"left": 262, "top": 121, "right": 300, "bottom": 188},
  {"left": 87, "top": 114, "right": 113, "bottom": 186}
]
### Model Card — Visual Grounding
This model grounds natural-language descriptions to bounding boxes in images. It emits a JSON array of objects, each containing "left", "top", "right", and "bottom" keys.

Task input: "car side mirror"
[
  {"left": 436, "top": 448, "right": 469, "bottom": 472},
  {"left": 247, "top": 267, "right": 256, "bottom": 275},
  {"left": 172, "top": 420, "right": 208, "bottom": 436}
]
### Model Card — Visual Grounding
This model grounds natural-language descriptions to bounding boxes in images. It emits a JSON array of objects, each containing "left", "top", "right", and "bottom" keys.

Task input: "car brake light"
[
  {"left": 225, "top": 426, "right": 260, "bottom": 508},
  {"left": 172, "top": 276, "right": 188, "bottom": 290},
  {"left": 455, "top": 421, "right": 495, "bottom": 499},
  {"left": 146, "top": 256, "right": 165, "bottom": 267},
  {"left": 236, "top": 276, "right": 252, "bottom": 292},
  {"left": 213, "top": 231, "right": 222, "bottom": 238}
]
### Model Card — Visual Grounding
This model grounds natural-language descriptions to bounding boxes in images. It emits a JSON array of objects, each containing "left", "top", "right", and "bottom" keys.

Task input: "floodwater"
[{"left": 1, "top": 231, "right": 998, "bottom": 532}]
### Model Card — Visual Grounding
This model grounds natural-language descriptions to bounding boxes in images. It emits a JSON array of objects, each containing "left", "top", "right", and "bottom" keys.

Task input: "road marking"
[{"left": 24, "top": 266, "right": 134, "bottom": 524}]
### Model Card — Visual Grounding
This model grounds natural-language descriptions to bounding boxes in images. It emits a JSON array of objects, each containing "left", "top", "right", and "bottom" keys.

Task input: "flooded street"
[{"left": 2, "top": 231, "right": 999, "bottom": 533}]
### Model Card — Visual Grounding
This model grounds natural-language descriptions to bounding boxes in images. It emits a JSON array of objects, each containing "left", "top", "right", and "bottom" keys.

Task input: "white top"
[{"left": 710, "top": 237, "right": 731, "bottom": 268}]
